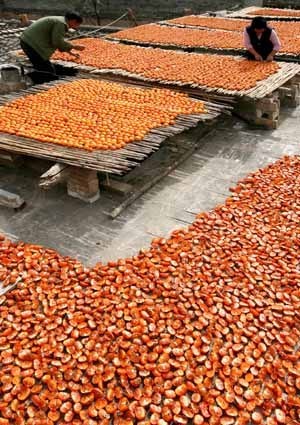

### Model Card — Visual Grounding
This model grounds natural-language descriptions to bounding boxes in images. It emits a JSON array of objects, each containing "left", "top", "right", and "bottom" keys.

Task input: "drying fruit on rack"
[
  {"left": 109, "top": 24, "right": 243, "bottom": 50},
  {"left": 0, "top": 154, "right": 300, "bottom": 424},
  {"left": 54, "top": 38, "right": 279, "bottom": 92},
  {"left": 247, "top": 7, "right": 300, "bottom": 17},
  {"left": 166, "top": 15, "right": 250, "bottom": 31},
  {"left": 0, "top": 79, "right": 205, "bottom": 151},
  {"left": 164, "top": 15, "right": 300, "bottom": 39},
  {"left": 110, "top": 24, "right": 300, "bottom": 55}
]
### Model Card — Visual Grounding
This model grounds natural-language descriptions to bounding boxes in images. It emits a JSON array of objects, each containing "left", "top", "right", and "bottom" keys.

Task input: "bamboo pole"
[{"left": 0, "top": 78, "right": 222, "bottom": 175}]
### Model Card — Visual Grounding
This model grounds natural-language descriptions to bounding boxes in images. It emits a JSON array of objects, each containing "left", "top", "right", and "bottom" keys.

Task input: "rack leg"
[{"left": 67, "top": 167, "right": 100, "bottom": 203}]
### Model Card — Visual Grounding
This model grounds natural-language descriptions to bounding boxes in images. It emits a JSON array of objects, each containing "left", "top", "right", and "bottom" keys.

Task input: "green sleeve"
[{"left": 51, "top": 22, "right": 73, "bottom": 52}]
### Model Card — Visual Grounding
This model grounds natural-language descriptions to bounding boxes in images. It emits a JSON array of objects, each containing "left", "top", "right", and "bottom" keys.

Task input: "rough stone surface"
[
  {"left": 0, "top": 21, "right": 23, "bottom": 64},
  {"left": 3, "top": 0, "right": 262, "bottom": 19},
  {"left": 263, "top": 0, "right": 300, "bottom": 8},
  {"left": 0, "top": 107, "right": 299, "bottom": 266}
]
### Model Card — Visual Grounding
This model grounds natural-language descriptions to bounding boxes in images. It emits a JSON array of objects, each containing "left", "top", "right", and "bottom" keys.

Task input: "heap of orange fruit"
[
  {"left": 0, "top": 155, "right": 300, "bottom": 424},
  {"left": 0, "top": 79, "right": 206, "bottom": 151},
  {"left": 110, "top": 24, "right": 300, "bottom": 55},
  {"left": 165, "top": 15, "right": 300, "bottom": 39},
  {"left": 248, "top": 7, "right": 300, "bottom": 17},
  {"left": 54, "top": 39, "right": 279, "bottom": 92}
]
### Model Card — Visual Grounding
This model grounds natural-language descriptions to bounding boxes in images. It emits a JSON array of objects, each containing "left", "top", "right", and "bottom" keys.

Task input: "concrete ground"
[{"left": 0, "top": 106, "right": 299, "bottom": 267}]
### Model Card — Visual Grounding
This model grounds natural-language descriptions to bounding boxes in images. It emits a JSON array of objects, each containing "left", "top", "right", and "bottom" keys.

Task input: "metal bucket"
[
  {"left": 0, "top": 64, "right": 27, "bottom": 94},
  {"left": 0, "top": 64, "right": 23, "bottom": 82}
]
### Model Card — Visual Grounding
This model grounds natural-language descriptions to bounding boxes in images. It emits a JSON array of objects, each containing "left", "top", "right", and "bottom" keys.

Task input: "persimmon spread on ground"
[{"left": 0, "top": 155, "right": 299, "bottom": 424}]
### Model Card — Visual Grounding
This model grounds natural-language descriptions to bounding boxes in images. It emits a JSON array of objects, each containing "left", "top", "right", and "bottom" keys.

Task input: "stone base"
[
  {"left": 254, "top": 117, "right": 279, "bottom": 130},
  {"left": 67, "top": 189, "right": 100, "bottom": 203}
]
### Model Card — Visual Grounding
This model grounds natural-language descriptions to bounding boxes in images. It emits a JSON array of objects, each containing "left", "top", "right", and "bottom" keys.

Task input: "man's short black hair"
[
  {"left": 65, "top": 11, "right": 83, "bottom": 24},
  {"left": 251, "top": 17, "right": 268, "bottom": 29}
]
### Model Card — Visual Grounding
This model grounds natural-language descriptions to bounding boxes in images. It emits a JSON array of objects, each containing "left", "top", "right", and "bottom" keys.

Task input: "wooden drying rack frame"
[
  {"left": 228, "top": 6, "right": 300, "bottom": 21},
  {"left": 0, "top": 76, "right": 223, "bottom": 175},
  {"left": 105, "top": 26, "right": 300, "bottom": 63},
  {"left": 50, "top": 56, "right": 300, "bottom": 101},
  {"left": 10, "top": 46, "right": 300, "bottom": 100}
]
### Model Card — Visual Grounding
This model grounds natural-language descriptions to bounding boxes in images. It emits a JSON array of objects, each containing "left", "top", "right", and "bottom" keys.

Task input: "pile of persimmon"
[
  {"left": 0, "top": 155, "right": 300, "bottom": 425},
  {"left": 0, "top": 79, "right": 206, "bottom": 151},
  {"left": 248, "top": 7, "right": 300, "bottom": 17},
  {"left": 54, "top": 39, "right": 279, "bottom": 92},
  {"left": 165, "top": 15, "right": 300, "bottom": 39}
]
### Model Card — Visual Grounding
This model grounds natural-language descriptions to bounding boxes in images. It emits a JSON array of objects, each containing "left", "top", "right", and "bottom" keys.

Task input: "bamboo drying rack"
[
  {"left": 9, "top": 48, "right": 300, "bottom": 101},
  {"left": 51, "top": 58, "right": 300, "bottom": 101},
  {"left": 228, "top": 6, "right": 300, "bottom": 21},
  {"left": 0, "top": 77, "right": 224, "bottom": 175},
  {"left": 105, "top": 29, "right": 300, "bottom": 63},
  {"left": 158, "top": 16, "right": 245, "bottom": 31}
]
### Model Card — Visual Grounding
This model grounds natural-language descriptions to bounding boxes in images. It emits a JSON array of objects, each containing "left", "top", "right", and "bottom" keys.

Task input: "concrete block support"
[
  {"left": 279, "top": 77, "right": 300, "bottom": 108},
  {"left": 235, "top": 91, "right": 280, "bottom": 129}
]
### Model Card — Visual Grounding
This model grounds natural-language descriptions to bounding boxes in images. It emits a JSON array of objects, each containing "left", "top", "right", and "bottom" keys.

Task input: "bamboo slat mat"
[
  {"left": 50, "top": 58, "right": 299, "bottom": 100},
  {"left": 228, "top": 6, "right": 300, "bottom": 20},
  {"left": 0, "top": 78, "right": 222, "bottom": 175},
  {"left": 9, "top": 48, "right": 300, "bottom": 100},
  {"left": 159, "top": 15, "right": 300, "bottom": 38},
  {"left": 106, "top": 25, "right": 300, "bottom": 62},
  {"left": 159, "top": 16, "right": 246, "bottom": 31}
]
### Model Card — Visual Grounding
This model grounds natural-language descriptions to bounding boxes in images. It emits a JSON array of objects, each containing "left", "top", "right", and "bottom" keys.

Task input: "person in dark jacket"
[
  {"left": 243, "top": 17, "right": 281, "bottom": 61},
  {"left": 20, "top": 11, "right": 85, "bottom": 83}
]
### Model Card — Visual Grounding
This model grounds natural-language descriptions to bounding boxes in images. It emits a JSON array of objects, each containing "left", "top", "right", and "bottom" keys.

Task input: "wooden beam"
[
  {"left": 39, "top": 163, "right": 69, "bottom": 189},
  {"left": 0, "top": 189, "right": 25, "bottom": 210}
]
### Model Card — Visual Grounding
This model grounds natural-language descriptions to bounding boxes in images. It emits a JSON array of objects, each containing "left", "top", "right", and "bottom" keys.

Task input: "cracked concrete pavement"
[{"left": 0, "top": 106, "right": 299, "bottom": 266}]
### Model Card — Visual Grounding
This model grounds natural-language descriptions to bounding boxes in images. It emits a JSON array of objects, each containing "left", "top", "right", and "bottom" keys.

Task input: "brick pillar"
[{"left": 67, "top": 167, "right": 100, "bottom": 203}]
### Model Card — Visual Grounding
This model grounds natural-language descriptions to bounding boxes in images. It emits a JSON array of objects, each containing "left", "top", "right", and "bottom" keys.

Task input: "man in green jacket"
[{"left": 20, "top": 11, "right": 85, "bottom": 83}]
